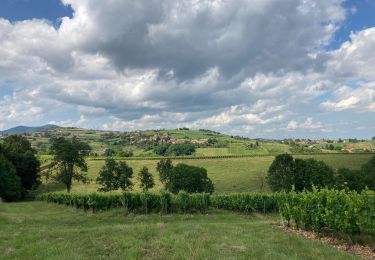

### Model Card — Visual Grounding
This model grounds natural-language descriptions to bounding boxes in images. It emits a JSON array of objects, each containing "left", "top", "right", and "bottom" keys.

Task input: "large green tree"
[
  {"left": 0, "top": 155, "right": 22, "bottom": 202},
  {"left": 50, "top": 137, "right": 91, "bottom": 192},
  {"left": 361, "top": 155, "right": 375, "bottom": 190},
  {"left": 96, "top": 158, "right": 119, "bottom": 192},
  {"left": 138, "top": 166, "right": 155, "bottom": 191},
  {"left": 268, "top": 154, "right": 295, "bottom": 191},
  {"left": 96, "top": 158, "right": 134, "bottom": 192},
  {"left": 2, "top": 135, "right": 40, "bottom": 194},
  {"left": 117, "top": 161, "right": 133, "bottom": 191},
  {"left": 268, "top": 154, "right": 334, "bottom": 192},
  {"left": 168, "top": 164, "right": 214, "bottom": 194},
  {"left": 156, "top": 158, "right": 174, "bottom": 189}
]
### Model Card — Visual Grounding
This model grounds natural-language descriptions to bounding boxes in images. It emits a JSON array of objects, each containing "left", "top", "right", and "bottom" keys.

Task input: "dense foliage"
[
  {"left": 2, "top": 135, "right": 40, "bottom": 195},
  {"left": 38, "top": 188, "right": 375, "bottom": 239},
  {"left": 96, "top": 158, "right": 134, "bottom": 192},
  {"left": 277, "top": 188, "right": 375, "bottom": 238},
  {"left": 38, "top": 191, "right": 210, "bottom": 213},
  {"left": 153, "top": 143, "right": 196, "bottom": 156},
  {"left": 211, "top": 193, "right": 278, "bottom": 213},
  {"left": 138, "top": 166, "right": 155, "bottom": 191},
  {"left": 50, "top": 137, "right": 91, "bottom": 192},
  {"left": 156, "top": 158, "right": 174, "bottom": 189},
  {"left": 268, "top": 154, "right": 335, "bottom": 192},
  {"left": 268, "top": 154, "right": 295, "bottom": 191},
  {"left": 169, "top": 164, "right": 214, "bottom": 194},
  {"left": 361, "top": 155, "right": 375, "bottom": 190},
  {"left": 0, "top": 155, "right": 22, "bottom": 201}
]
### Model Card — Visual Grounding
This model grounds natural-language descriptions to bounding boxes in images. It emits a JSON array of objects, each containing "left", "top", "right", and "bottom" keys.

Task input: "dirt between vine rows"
[{"left": 277, "top": 225, "right": 375, "bottom": 259}]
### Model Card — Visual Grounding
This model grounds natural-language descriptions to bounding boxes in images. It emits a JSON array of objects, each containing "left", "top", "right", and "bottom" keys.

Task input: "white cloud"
[{"left": 0, "top": 0, "right": 374, "bottom": 138}]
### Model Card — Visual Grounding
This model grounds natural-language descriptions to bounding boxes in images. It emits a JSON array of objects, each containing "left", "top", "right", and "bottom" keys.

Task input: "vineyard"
[{"left": 39, "top": 189, "right": 375, "bottom": 240}]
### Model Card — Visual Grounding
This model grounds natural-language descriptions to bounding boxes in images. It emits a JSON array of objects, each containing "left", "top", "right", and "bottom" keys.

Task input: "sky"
[{"left": 0, "top": 0, "right": 374, "bottom": 139}]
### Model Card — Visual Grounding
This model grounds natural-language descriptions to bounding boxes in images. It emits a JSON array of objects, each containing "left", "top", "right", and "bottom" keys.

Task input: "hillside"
[
  {"left": 2, "top": 126, "right": 374, "bottom": 157},
  {"left": 1, "top": 124, "right": 60, "bottom": 135}
]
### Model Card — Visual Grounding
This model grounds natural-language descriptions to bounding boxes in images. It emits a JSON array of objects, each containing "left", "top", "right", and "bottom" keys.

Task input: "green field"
[
  {"left": 38, "top": 153, "right": 374, "bottom": 194},
  {"left": 0, "top": 202, "right": 358, "bottom": 259}
]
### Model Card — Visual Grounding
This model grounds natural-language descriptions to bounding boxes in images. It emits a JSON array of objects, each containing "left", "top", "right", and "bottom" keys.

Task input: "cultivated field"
[
  {"left": 0, "top": 202, "right": 358, "bottom": 259},
  {"left": 37, "top": 153, "right": 374, "bottom": 194}
]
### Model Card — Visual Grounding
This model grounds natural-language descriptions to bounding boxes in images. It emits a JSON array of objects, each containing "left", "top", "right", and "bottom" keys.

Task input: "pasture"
[{"left": 0, "top": 202, "right": 358, "bottom": 259}]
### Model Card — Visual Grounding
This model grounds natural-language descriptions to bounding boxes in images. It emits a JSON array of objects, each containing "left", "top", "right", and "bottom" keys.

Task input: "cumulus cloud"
[
  {"left": 320, "top": 83, "right": 375, "bottom": 112},
  {"left": 0, "top": 0, "right": 374, "bottom": 137}
]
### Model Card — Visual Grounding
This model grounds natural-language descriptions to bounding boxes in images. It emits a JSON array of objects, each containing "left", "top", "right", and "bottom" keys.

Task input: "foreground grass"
[
  {"left": 38, "top": 153, "right": 374, "bottom": 194},
  {"left": 0, "top": 202, "right": 357, "bottom": 260}
]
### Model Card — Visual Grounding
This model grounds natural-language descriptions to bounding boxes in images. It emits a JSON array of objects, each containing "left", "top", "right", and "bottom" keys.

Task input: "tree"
[
  {"left": 0, "top": 155, "right": 22, "bottom": 202},
  {"left": 117, "top": 161, "right": 133, "bottom": 191},
  {"left": 294, "top": 158, "right": 335, "bottom": 191},
  {"left": 304, "top": 159, "right": 334, "bottom": 189},
  {"left": 167, "top": 143, "right": 196, "bottom": 156},
  {"left": 138, "top": 166, "right": 155, "bottom": 191},
  {"left": 50, "top": 137, "right": 91, "bottom": 192},
  {"left": 96, "top": 158, "right": 119, "bottom": 192},
  {"left": 104, "top": 148, "right": 115, "bottom": 157},
  {"left": 156, "top": 159, "right": 174, "bottom": 189},
  {"left": 372, "top": 137, "right": 375, "bottom": 141},
  {"left": 335, "top": 168, "right": 366, "bottom": 192},
  {"left": 361, "top": 155, "right": 375, "bottom": 190},
  {"left": 268, "top": 154, "right": 295, "bottom": 191},
  {"left": 168, "top": 164, "right": 214, "bottom": 194},
  {"left": 2, "top": 135, "right": 40, "bottom": 195}
]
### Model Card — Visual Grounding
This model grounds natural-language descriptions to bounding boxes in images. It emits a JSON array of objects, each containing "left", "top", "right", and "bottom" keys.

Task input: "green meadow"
[
  {"left": 0, "top": 202, "right": 358, "bottom": 259},
  {"left": 38, "top": 153, "right": 374, "bottom": 194}
]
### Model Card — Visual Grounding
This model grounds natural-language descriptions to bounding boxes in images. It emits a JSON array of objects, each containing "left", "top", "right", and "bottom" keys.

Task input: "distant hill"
[{"left": 1, "top": 124, "right": 60, "bottom": 135}]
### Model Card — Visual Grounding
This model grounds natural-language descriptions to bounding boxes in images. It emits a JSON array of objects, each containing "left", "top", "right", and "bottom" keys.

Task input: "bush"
[
  {"left": 0, "top": 156, "right": 22, "bottom": 202},
  {"left": 169, "top": 164, "right": 214, "bottom": 194}
]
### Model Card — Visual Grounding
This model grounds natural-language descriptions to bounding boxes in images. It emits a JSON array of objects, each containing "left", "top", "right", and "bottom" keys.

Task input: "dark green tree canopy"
[
  {"left": 117, "top": 161, "right": 133, "bottom": 191},
  {"left": 96, "top": 158, "right": 134, "bottom": 192},
  {"left": 361, "top": 155, "right": 375, "bottom": 190},
  {"left": 2, "top": 135, "right": 40, "bottom": 193},
  {"left": 268, "top": 154, "right": 335, "bottom": 192},
  {"left": 0, "top": 155, "right": 22, "bottom": 202},
  {"left": 138, "top": 166, "right": 155, "bottom": 191},
  {"left": 335, "top": 168, "right": 367, "bottom": 192},
  {"left": 50, "top": 137, "right": 91, "bottom": 192},
  {"left": 156, "top": 158, "right": 174, "bottom": 189},
  {"left": 96, "top": 158, "right": 119, "bottom": 192},
  {"left": 168, "top": 163, "right": 214, "bottom": 194},
  {"left": 268, "top": 154, "right": 295, "bottom": 192}
]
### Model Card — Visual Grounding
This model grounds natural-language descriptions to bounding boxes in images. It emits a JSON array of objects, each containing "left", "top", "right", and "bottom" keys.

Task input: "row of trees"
[
  {"left": 96, "top": 158, "right": 214, "bottom": 194},
  {"left": 0, "top": 136, "right": 40, "bottom": 201},
  {"left": 96, "top": 158, "right": 153, "bottom": 192},
  {"left": 268, "top": 154, "right": 375, "bottom": 192}
]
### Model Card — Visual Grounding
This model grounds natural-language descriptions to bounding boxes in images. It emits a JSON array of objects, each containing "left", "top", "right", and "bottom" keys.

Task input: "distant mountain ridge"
[{"left": 1, "top": 124, "right": 61, "bottom": 135}]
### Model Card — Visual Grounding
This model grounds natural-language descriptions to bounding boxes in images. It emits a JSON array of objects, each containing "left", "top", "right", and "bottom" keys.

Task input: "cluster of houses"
[{"left": 128, "top": 131, "right": 208, "bottom": 146}]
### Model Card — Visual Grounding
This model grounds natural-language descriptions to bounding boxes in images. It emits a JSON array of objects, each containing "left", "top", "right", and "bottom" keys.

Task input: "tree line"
[{"left": 267, "top": 154, "right": 375, "bottom": 192}]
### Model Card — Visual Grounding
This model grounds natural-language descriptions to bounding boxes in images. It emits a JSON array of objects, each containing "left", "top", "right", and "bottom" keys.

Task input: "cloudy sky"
[{"left": 0, "top": 0, "right": 374, "bottom": 138}]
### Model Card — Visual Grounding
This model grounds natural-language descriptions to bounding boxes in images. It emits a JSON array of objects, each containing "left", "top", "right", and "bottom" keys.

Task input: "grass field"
[
  {"left": 0, "top": 202, "right": 358, "bottom": 259},
  {"left": 37, "top": 154, "right": 374, "bottom": 194}
]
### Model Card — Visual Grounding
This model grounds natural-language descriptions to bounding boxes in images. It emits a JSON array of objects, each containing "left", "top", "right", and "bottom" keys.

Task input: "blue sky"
[{"left": 0, "top": 0, "right": 374, "bottom": 138}]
